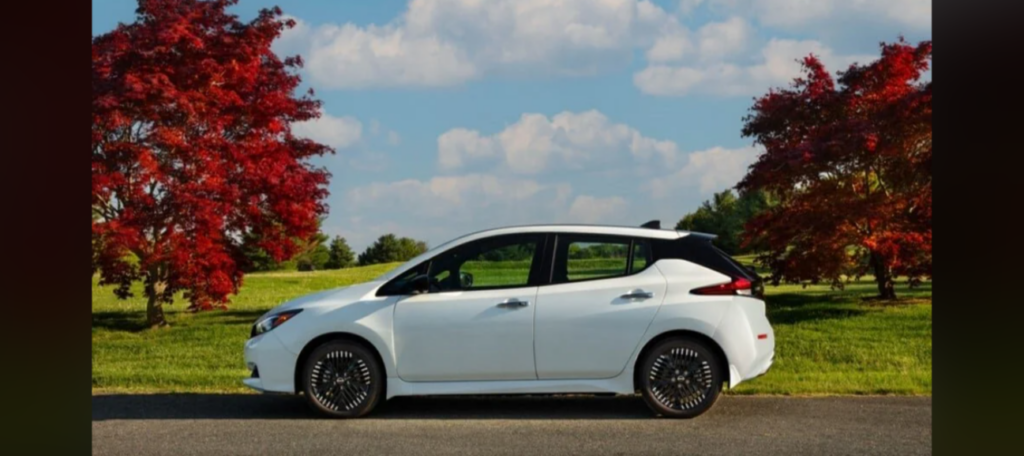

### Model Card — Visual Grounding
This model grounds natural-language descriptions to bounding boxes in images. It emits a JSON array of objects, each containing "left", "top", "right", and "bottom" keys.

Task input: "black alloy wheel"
[
  {"left": 639, "top": 337, "right": 724, "bottom": 418},
  {"left": 302, "top": 340, "right": 383, "bottom": 418}
]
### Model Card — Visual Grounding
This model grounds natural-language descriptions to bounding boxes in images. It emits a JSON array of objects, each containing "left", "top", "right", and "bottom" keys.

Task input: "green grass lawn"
[{"left": 92, "top": 258, "right": 931, "bottom": 395}]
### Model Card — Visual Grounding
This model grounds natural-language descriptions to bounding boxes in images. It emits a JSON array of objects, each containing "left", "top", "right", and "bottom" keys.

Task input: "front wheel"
[
  {"left": 639, "top": 337, "right": 724, "bottom": 418},
  {"left": 301, "top": 340, "right": 383, "bottom": 418}
]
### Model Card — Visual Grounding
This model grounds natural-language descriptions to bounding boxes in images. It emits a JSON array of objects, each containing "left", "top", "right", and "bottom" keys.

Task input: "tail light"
[{"left": 692, "top": 277, "right": 762, "bottom": 298}]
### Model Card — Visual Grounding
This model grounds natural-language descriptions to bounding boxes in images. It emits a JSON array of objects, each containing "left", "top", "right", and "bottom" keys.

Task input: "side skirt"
[{"left": 385, "top": 371, "right": 636, "bottom": 400}]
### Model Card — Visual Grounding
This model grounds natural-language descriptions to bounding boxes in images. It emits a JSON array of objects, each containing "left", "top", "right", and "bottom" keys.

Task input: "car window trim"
[
  {"left": 629, "top": 238, "right": 653, "bottom": 274},
  {"left": 547, "top": 233, "right": 652, "bottom": 286},
  {"left": 377, "top": 232, "right": 546, "bottom": 296}
]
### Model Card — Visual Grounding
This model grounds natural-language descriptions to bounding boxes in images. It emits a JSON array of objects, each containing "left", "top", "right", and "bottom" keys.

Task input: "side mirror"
[
  {"left": 459, "top": 271, "right": 474, "bottom": 289},
  {"left": 409, "top": 274, "right": 430, "bottom": 295}
]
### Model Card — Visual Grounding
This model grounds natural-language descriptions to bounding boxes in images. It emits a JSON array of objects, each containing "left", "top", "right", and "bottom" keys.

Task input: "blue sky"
[{"left": 92, "top": 0, "right": 931, "bottom": 252}]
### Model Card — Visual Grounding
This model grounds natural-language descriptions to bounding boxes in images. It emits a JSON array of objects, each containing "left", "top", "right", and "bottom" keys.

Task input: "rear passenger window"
[
  {"left": 566, "top": 240, "right": 629, "bottom": 281},
  {"left": 550, "top": 235, "right": 630, "bottom": 283}
]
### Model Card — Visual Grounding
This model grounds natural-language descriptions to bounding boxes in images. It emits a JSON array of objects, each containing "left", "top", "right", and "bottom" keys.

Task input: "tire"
[
  {"left": 301, "top": 340, "right": 383, "bottom": 418},
  {"left": 639, "top": 337, "right": 724, "bottom": 418}
]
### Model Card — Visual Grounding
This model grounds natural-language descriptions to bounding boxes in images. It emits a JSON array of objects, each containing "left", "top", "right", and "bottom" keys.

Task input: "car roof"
[{"left": 457, "top": 223, "right": 706, "bottom": 241}]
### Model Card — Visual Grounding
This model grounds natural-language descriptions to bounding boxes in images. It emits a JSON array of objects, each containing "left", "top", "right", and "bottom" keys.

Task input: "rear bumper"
[
  {"left": 750, "top": 349, "right": 774, "bottom": 378},
  {"left": 715, "top": 297, "right": 775, "bottom": 388}
]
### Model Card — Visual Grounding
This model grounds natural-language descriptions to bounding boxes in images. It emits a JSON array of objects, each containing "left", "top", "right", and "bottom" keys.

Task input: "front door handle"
[
  {"left": 497, "top": 299, "right": 529, "bottom": 308},
  {"left": 621, "top": 289, "right": 655, "bottom": 300}
]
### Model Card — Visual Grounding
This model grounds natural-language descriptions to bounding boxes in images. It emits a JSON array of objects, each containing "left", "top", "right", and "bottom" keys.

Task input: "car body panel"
[
  {"left": 393, "top": 287, "right": 539, "bottom": 381},
  {"left": 242, "top": 225, "right": 774, "bottom": 397},
  {"left": 533, "top": 265, "right": 667, "bottom": 379}
]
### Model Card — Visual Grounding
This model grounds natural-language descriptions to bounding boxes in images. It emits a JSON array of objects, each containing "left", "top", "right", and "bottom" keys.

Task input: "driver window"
[{"left": 428, "top": 234, "right": 540, "bottom": 291}]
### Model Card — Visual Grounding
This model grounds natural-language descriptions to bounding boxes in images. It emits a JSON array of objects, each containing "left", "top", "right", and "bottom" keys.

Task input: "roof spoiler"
[
  {"left": 641, "top": 220, "right": 717, "bottom": 239},
  {"left": 686, "top": 231, "right": 718, "bottom": 240}
]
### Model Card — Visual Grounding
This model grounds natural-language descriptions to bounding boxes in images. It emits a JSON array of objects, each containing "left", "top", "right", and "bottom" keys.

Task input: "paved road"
[{"left": 93, "top": 394, "right": 931, "bottom": 455}]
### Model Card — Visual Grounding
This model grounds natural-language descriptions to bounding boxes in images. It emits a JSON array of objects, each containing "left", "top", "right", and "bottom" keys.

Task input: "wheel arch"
[
  {"left": 294, "top": 332, "right": 388, "bottom": 396},
  {"left": 632, "top": 329, "right": 731, "bottom": 392}
]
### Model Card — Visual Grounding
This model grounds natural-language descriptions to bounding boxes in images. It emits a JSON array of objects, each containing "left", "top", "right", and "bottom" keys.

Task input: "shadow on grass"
[
  {"left": 93, "top": 309, "right": 267, "bottom": 333},
  {"left": 766, "top": 292, "right": 868, "bottom": 325},
  {"left": 92, "top": 394, "right": 655, "bottom": 420},
  {"left": 92, "top": 312, "right": 150, "bottom": 332}
]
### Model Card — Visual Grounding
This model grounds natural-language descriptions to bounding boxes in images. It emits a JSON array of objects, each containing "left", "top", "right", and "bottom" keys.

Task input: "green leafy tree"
[
  {"left": 294, "top": 231, "right": 330, "bottom": 271},
  {"left": 676, "top": 189, "right": 774, "bottom": 254},
  {"left": 358, "top": 234, "right": 428, "bottom": 266},
  {"left": 239, "top": 232, "right": 283, "bottom": 272},
  {"left": 480, "top": 243, "right": 534, "bottom": 261},
  {"left": 325, "top": 236, "right": 355, "bottom": 269}
]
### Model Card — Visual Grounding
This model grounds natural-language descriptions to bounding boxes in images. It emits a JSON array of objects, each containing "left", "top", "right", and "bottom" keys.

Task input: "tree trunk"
[
  {"left": 145, "top": 268, "right": 169, "bottom": 328},
  {"left": 869, "top": 250, "right": 897, "bottom": 300},
  {"left": 146, "top": 290, "right": 167, "bottom": 328}
]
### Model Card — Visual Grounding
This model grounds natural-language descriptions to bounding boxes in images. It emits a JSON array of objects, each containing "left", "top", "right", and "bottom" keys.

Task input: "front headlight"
[{"left": 251, "top": 309, "right": 303, "bottom": 338}]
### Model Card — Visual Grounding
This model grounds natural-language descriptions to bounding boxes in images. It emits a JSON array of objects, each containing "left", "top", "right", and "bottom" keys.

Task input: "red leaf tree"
[
  {"left": 738, "top": 39, "right": 931, "bottom": 299},
  {"left": 92, "top": 0, "right": 332, "bottom": 326}
]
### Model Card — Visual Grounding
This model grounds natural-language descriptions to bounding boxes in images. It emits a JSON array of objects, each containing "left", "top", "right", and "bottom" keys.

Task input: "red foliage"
[
  {"left": 92, "top": 0, "right": 332, "bottom": 324},
  {"left": 738, "top": 39, "right": 931, "bottom": 298}
]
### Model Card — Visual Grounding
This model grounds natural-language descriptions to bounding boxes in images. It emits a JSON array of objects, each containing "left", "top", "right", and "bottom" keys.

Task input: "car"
[{"left": 243, "top": 221, "right": 774, "bottom": 418}]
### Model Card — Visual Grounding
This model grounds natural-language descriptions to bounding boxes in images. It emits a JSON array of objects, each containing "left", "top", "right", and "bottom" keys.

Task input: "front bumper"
[
  {"left": 243, "top": 331, "right": 299, "bottom": 393},
  {"left": 242, "top": 377, "right": 268, "bottom": 392}
]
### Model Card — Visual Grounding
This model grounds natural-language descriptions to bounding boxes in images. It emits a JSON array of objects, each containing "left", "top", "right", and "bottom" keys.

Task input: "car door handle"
[
  {"left": 496, "top": 299, "right": 529, "bottom": 308},
  {"left": 621, "top": 289, "right": 655, "bottom": 300}
]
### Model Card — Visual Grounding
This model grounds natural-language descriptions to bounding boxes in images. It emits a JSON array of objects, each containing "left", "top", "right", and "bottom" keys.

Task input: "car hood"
[{"left": 258, "top": 280, "right": 385, "bottom": 320}]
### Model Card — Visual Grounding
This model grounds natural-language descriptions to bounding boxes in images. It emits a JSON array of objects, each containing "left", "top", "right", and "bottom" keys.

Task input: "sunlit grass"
[{"left": 93, "top": 258, "right": 931, "bottom": 395}]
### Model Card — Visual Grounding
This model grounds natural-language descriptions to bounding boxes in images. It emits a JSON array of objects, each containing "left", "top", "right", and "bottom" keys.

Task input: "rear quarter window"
[{"left": 652, "top": 236, "right": 755, "bottom": 280}]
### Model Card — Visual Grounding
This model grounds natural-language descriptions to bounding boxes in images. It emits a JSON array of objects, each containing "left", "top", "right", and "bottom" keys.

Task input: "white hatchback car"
[{"left": 244, "top": 222, "right": 774, "bottom": 418}]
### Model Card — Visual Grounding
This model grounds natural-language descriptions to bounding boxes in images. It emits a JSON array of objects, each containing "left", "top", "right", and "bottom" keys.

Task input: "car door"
[
  {"left": 533, "top": 235, "right": 666, "bottom": 379},
  {"left": 392, "top": 233, "right": 547, "bottom": 382}
]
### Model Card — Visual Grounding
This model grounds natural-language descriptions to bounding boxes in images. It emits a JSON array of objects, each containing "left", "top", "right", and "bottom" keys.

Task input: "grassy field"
[{"left": 92, "top": 257, "right": 931, "bottom": 395}]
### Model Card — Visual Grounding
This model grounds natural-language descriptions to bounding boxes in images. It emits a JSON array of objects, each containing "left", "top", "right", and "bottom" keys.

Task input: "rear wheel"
[
  {"left": 302, "top": 340, "right": 383, "bottom": 418},
  {"left": 639, "top": 337, "right": 724, "bottom": 418}
]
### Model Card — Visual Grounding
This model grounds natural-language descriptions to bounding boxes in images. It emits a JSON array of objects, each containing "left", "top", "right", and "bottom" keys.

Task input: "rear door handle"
[
  {"left": 497, "top": 299, "right": 529, "bottom": 308},
  {"left": 621, "top": 289, "right": 654, "bottom": 300}
]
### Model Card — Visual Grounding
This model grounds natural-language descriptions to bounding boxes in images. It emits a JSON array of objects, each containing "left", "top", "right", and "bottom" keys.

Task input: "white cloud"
[
  {"left": 346, "top": 174, "right": 562, "bottom": 217},
  {"left": 291, "top": 109, "right": 363, "bottom": 149},
  {"left": 646, "top": 31, "right": 693, "bottom": 63},
  {"left": 708, "top": 0, "right": 930, "bottom": 30},
  {"left": 386, "top": 131, "right": 402, "bottom": 146},
  {"left": 639, "top": 15, "right": 755, "bottom": 64},
  {"left": 438, "top": 110, "right": 679, "bottom": 173},
  {"left": 635, "top": 38, "right": 875, "bottom": 96},
  {"left": 678, "top": 0, "right": 706, "bottom": 15},
  {"left": 648, "top": 145, "right": 762, "bottom": 197},
  {"left": 438, "top": 128, "right": 500, "bottom": 170},
  {"left": 341, "top": 176, "right": 647, "bottom": 249},
  {"left": 304, "top": 22, "right": 478, "bottom": 89},
  {"left": 567, "top": 196, "right": 628, "bottom": 224},
  {"left": 694, "top": 17, "right": 752, "bottom": 60},
  {"left": 279, "top": 0, "right": 682, "bottom": 88},
  {"left": 275, "top": 1, "right": 927, "bottom": 92},
  {"left": 272, "top": 15, "right": 312, "bottom": 58}
]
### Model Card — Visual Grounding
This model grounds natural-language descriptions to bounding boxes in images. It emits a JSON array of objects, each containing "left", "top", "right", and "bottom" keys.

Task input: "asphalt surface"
[{"left": 93, "top": 394, "right": 931, "bottom": 455}]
